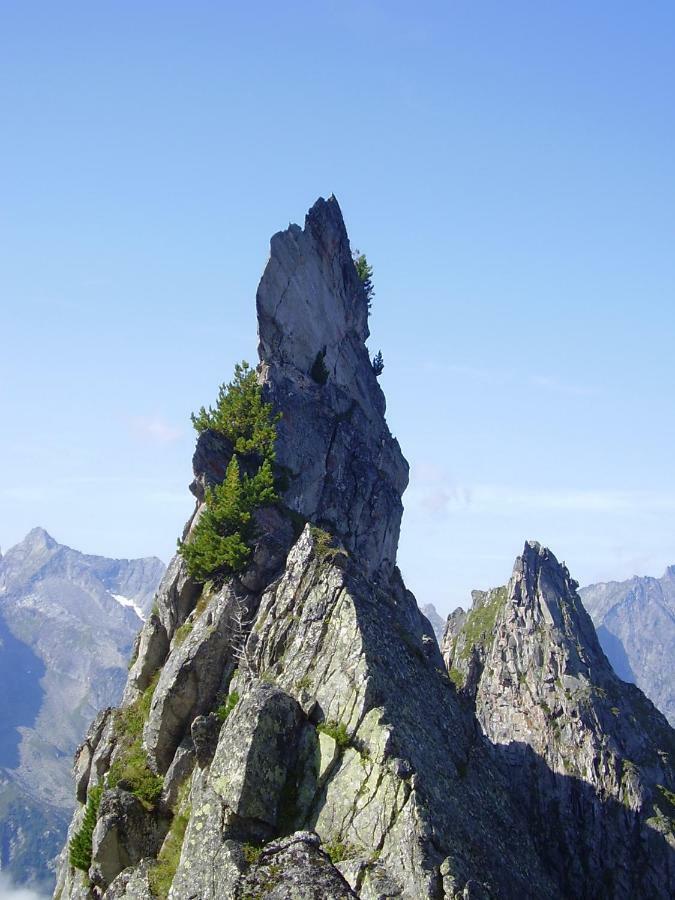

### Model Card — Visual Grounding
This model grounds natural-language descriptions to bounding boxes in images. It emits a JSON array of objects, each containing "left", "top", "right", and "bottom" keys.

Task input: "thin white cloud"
[
  {"left": 0, "top": 486, "right": 49, "bottom": 502},
  {"left": 144, "top": 489, "right": 191, "bottom": 504},
  {"left": 529, "top": 374, "right": 600, "bottom": 397},
  {"left": 407, "top": 474, "right": 675, "bottom": 518},
  {"left": 420, "top": 361, "right": 598, "bottom": 397},
  {"left": 129, "top": 415, "right": 183, "bottom": 444},
  {"left": 0, "top": 873, "right": 50, "bottom": 900}
]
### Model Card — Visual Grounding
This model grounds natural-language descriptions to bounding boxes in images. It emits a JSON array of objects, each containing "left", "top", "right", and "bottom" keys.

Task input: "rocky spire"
[
  {"left": 256, "top": 196, "right": 408, "bottom": 580},
  {"left": 445, "top": 540, "right": 675, "bottom": 899},
  {"left": 54, "top": 201, "right": 675, "bottom": 900}
]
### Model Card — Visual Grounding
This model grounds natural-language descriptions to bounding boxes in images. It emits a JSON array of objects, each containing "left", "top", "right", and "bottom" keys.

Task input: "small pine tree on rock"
[
  {"left": 372, "top": 350, "right": 384, "bottom": 377},
  {"left": 70, "top": 784, "right": 103, "bottom": 871},
  {"left": 352, "top": 250, "right": 374, "bottom": 310},
  {"left": 179, "top": 362, "right": 280, "bottom": 582}
]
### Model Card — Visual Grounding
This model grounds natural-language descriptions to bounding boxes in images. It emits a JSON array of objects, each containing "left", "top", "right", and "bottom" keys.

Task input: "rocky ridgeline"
[
  {"left": 442, "top": 542, "right": 675, "bottom": 898},
  {"left": 54, "top": 199, "right": 675, "bottom": 900}
]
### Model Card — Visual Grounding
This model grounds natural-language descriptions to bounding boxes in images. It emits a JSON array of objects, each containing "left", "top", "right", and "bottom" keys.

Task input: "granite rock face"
[
  {"left": 257, "top": 197, "right": 408, "bottom": 582},
  {"left": 444, "top": 542, "right": 675, "bottom": 899},
  {"left": 580, "top": 566, "right": 675, "bottom": 726},
  {"left": 54, "top": 199, "right": 675, "bottom": 900}
]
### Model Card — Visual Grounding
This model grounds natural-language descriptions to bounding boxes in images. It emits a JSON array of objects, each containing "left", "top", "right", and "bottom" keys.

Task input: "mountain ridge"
[
  {"left": 580, "top": 565, "right": 675, "bottom": 725},
  {"left": 0, "top": 529, "right": 165, "bottom": 889},
  {"left": 54, "top": 198, "right": 675, "bottom": 900}
]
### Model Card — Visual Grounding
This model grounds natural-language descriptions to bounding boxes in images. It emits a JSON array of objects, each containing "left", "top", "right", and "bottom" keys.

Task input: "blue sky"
[{"left": 2, "top": 2, "right": 674, "bottom": 615}]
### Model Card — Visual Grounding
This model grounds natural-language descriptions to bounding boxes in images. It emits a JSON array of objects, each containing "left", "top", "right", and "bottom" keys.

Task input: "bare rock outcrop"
[
  {"left": 445, "top": 541, "right": 675, "bottom": 898},
  {"left": 257, "top": 197, "right": 408, "bottom": 582},
  {"left": 54, "top": 199, "right": 675, "bottom": 900}
]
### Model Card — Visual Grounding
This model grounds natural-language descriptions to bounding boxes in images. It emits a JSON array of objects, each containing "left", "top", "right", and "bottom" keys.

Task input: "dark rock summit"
[
  {"left": 257, "top": 197, "right": 408, "bottom": 581},
  {"left": 54, "top": 200, "right": 675, "bottom": 900}
]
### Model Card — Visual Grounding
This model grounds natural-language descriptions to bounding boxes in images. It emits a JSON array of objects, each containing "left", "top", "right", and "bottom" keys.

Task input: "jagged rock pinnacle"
[
  {"left": 255, "top": 195, "right": 409, "bottom": 579},
  {"left": 443, "top": 540, "right": 675, "bottom": 899},
  {"left": 54, "top": 202, "right": 675, "bottom": 900}
]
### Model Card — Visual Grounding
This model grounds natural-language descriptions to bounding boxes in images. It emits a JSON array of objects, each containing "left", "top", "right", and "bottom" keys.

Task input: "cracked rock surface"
[
  {"left": 54, "top": 199, "right": 675, "bottom": 900},
  {"left": 443, "top": 541, "right": 675, "bottom": 899}
]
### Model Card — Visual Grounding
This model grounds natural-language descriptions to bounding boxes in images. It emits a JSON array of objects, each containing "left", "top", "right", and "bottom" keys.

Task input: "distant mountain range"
[
  {"left": 580, "top": 566, "right": 675, "bottom": 726},
  {"left": 0, "top": 528, "right": 164, "bottom": 890}
]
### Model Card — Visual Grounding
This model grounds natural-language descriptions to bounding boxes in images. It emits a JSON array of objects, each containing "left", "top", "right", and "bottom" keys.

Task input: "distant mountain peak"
[
  {"left": 581, "top": 565, "right": 675, "bottom": 725},
  {"left": 420, "top": 602, "right": 445, "bottom": 642},
  {"left": 23, "top": 526, "right": 57, "bottom": 547},
  {"left": 0, "top": 533, "right": 165, "bottom": 888}
]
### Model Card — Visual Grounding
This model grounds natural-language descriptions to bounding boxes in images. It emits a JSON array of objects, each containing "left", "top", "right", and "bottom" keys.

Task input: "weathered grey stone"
[
  {"left": 74, "top": 707, "right": 112, "bottom": 804},
  {"left": 208, "top": 682, "right": 304, "bottom": 826},
  {"left": 160, "top": 738, "right": 195, "bottom": 809},
  {"left": 257, "top": 196, "right": 408, "bottom": 581},
  {"left": 143, "top": 582, "right": 250, "bottom": 773},
  {"left": 191, "top": 712, "right": 220, "bottom": 768},
  {"left": 237, "top": 831, "right": 358, "bottom": 899},
  {"left": 102, "top": 858, "right": 155, "bottom": 899},
  {"left": 167, "top": 685, "right": 306, "bottom": 900},
  {"left": 152, "top": 554, "right": 202, "bottom": 643},
  {"left": 83, "top": 708, "right": 117, "bottom": 801},
  {"left": 90, "top": 789, "right": 169, "bottom": 890},
  {"left": 123, "top": 612, "right": 169, "bottom": 705},
  {"left": 445, "top": 541, "right": 675, "bottom": 899}
]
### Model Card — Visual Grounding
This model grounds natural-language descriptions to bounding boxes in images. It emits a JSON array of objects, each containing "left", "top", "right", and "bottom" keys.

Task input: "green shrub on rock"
[
  {"left": 107, "top": 674, "right": 163, "bottom": 809},
  {"left": 190, "top": 361, "right": 279, "bottom": 457},
  {"left": 69, "top": 784, "right": 103, "bottom": 872},
  {"left": 317, "top": 720, "right": 351, "bottom": 750},
  {"left": 216, "top": 690, "right": 240, "bottom": 723},
  {"left": 352, "top": 250, "right": 374, "bottom": 309},
  {"left": 179, "top": 362, "right": 280, "bottom": 582}
]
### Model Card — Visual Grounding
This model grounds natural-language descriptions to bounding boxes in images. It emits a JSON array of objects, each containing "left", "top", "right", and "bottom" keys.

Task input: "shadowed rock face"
[
  {"left": 444, "top": 541, "right": 675, "bottom": 899},
  {"left": 55, "top": 200, "right": 675, "bottom": 900},
  {"left": 581, "top": 567, "right": 675, "bottom": 726}
]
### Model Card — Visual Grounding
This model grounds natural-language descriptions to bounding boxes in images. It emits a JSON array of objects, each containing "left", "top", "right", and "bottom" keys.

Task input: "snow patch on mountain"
[{"left": 112, "top": 594, "right": 146, "bottom": 621}]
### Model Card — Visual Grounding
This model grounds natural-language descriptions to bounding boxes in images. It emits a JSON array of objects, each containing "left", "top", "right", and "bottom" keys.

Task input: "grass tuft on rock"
[
  {"left": 108, "top": 673, "right": 163, "bottom": 809},
  {"left": 318, "top": 720, "right": 351, "bottom": 750},
  {"left": 216, "top": 690, "right": 240, "bottom": 723},
  {"left": 323, "top": 838, "right": 358, "bottom": 864},
  {"left": 148, "top": 780, "right": 191, "bottom": 899}
]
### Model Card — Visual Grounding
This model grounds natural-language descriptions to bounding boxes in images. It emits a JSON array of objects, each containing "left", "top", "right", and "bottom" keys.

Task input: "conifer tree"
[
  {"left": 179, "top": 363, "right": 281, "bottom": 581},
  {"left": 352, "top": 249, "right": 375, "bottom": 309}
]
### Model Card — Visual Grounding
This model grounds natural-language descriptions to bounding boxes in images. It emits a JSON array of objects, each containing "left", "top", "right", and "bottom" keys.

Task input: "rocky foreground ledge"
[{"left": 54, "top": 199, "right": 675, "bottom": 900}]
